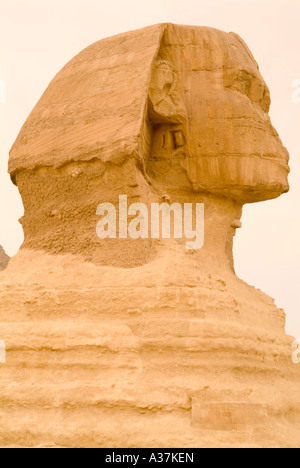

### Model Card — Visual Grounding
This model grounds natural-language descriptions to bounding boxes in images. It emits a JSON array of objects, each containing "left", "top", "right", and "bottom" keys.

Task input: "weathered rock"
[
  {"left": 0, "top": 24, "right": 299, "bottom": 448},
  {"left": 0, "top": 246, "right": 9, "bottom": 270}
]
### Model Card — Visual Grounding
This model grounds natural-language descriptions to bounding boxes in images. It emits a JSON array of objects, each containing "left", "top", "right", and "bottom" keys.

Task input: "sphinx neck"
[
  {"left": 16, "top": 159, "right": 243, "bottom": 271},
  {"left": 152, "top": 193, "right": 244, "bottom": 275}
]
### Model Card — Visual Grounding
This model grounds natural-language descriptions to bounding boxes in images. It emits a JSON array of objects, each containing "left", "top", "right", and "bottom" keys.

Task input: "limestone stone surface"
[
  {"left": 0, "top": 24, "right": 299, "bottom": 448},
  {"left": 0, "top": 246, "right": 9, "bottom": 271}
]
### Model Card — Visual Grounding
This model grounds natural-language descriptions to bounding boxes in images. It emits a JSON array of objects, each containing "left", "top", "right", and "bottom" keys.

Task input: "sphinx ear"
[
  {"left": 144, "top": 60, "right": 188, "bottom": 168},
  {"left": 148, "top": 60, "right": 186, "bottom": 124},
  {"left": 137, "top": 58, "right": 189, "bottom": 189}
]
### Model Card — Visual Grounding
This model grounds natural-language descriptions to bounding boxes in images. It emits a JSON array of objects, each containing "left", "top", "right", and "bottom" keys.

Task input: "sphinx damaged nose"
[
  {"left": 275, "top": 143, "right": 290, "bottom": 165},
  {"left": 264, "top": 118, "right": 290, "bottom": 164},
  {"left": 274, "top": 145, "right": 290, "bottom": 170}
]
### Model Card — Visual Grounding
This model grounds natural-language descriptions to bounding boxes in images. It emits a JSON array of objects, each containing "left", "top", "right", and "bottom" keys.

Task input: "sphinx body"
[{"left": 0, "top": 24, "right": 299, "bottom": 448}]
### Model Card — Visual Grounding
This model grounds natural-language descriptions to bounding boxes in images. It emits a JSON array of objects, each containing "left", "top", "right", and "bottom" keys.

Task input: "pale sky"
[{"left": 0, "top": 0, "right": 299, "bottom": 337}]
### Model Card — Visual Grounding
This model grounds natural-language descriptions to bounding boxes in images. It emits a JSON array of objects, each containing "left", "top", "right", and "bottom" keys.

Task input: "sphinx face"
[{"left": 147, "top": 27, "right": 290, "bottom": 203}]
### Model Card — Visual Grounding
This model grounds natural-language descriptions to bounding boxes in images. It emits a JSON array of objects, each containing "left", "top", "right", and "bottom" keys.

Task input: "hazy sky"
[{"left": 0, "top": 0, "right": 299, "bottom": 337}]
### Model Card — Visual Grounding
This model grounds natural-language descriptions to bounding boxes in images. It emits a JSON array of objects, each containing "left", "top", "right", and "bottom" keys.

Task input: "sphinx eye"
[{"left": 231, "top": 71, "right": 252, "bottom": 96}]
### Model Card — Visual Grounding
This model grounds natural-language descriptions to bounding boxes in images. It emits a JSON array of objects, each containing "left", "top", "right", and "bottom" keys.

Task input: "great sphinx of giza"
[{"left": 0, "top": 23, "right": 299, "bottom": 448}]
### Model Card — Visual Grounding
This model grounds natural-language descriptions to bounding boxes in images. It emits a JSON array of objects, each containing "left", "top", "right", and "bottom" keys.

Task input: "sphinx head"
[
  {"left": 146, "top": 26, "right": 290, "bottom": 202},
  {"left": 8, "top": 24, "right": 290, "bottom": 265}
]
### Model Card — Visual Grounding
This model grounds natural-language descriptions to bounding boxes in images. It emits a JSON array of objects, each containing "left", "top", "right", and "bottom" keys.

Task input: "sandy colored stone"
[
  {"left": 9, "top": 24, "right": 165, "bottom": 173},
  {"left": 0, "top": 246, "right": 9, "bottom": 271},
  {"left": 0, "top": 24, "right": 299, "bottom": 448}
]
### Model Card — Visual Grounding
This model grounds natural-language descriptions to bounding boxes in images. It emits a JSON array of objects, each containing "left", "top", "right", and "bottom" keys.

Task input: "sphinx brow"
[{"left": 235, "top": 69, "right": 255, "bottom": 79}]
